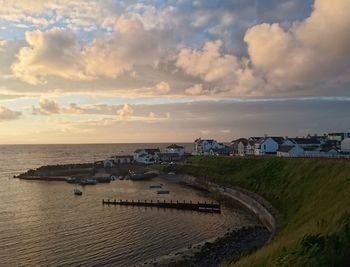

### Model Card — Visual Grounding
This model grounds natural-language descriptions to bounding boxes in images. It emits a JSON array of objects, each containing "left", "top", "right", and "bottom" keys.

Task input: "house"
[
  {"left": 209, "top": 147, "right": 231, "bottom": 155},
  {"left": 231, "top": 138, "right": 247, "bottom": 156},
  {"left": 112, "top": 155, "right": 133, "bottom": 164},
  {"left": 133, "top": 148, "right": 160, "bottom": 164},
  {"left": 164, "top": 144, "right": 185, "bottom": 156},
  {"left": 246, "top": 137, "right": 261, "bottom": 155},
  {"left": 103, "top": 159, "right": 114, "bottom": 168},
  {"left": 193, "top": 138, "right": 228, "bottom": 155},
  {"left": 303, "top": 147, "right": 339, "bottom": 157},
  {"left": 277, "top": 145, "right": 304, "bottom": 157},
  {"left": 341, "top": 138, "right": 350, "bottom": 153},
  {"left": 155, "top": 152, "right": 181, "bottom": 162},
  {"left": 231, "top": 138, "right": 255, "bottom": 156},
  {"left": 328, "top": 132, "right": 350, "bottom": 142},
  {"left": 282, "top": 138, "right": 321, "bottom": 148},
  {"left": 254, "top": 136, "right": 285, "bottom": 155}
]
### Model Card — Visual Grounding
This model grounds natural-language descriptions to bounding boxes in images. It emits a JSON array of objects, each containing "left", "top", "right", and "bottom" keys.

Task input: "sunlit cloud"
[
  {"left": 0, "top": 0, "right": 349, "bottom": 143},
  {"left": 0, "top": 106, "right": 21, "bottom": 121}
]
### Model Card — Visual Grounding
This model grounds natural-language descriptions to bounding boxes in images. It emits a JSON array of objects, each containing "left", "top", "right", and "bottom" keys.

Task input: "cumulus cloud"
[
  {"left": 11, "top": 28, "right": 90, "bottom": 84},
  {"left": 117, "top": 104, "right": 134, "bottom": 120},
  {"left": 32, "top": 98, "right": 61, "bottom": 115},
  {"left": 82, "top": 15, "right": 173, "bottom": 79},
  {"left": 0, "top": 106, "right": 22, "bottom": 121},
  {"left": 154, "top": 81, "right": 171, "bottom": 94},
  {"left": 185, "top": 84, "right": 204, "bottom": 95},
  {"left": 244, "top": 0, "right": 350, "bottom": 88},
  {"left": 176, "top": 40, "right": 239, "bottom": 82}
]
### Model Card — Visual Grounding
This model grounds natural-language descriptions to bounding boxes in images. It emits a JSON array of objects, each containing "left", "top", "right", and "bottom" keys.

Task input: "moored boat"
[
  {"left": 74, "top": 188, "right": 82, "bottom": 195},
  {"left": 79, "top": 178, "right": 97, "bottom": 185}
]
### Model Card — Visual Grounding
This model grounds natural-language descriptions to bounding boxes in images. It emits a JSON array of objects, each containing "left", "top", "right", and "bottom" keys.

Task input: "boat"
[
  {"left": 79, "top": 178, "right": 97, "bottom": 185},
  {"left": 66, "top": 177, "right": 77, "bottom": 184},
  {"left": 73, "top": 188, "right": 82, "bottom": 195},
  {"left": 150, "top": 184, "right": 162, "bottom": 188},
  {"left": 157, "top": 190, "right": 170, "bottom": 194}
]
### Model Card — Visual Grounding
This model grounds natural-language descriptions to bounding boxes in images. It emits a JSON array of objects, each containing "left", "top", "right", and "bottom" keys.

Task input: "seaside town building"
[
  {"left": 133, "top": 148, "right": 160, "bottom": 164},
  {"left": 164, "top": 144, "right": 185, "bottom": 156},
  {"left": 254, "top": 137, "right": 285, "bottom": 155},
  {"left": 229, "top": 132, "right": 348, "bottom": 158},
  {"left": 341, "top": 138, "right": 350, "bottom": 153},
  {"left": 193, "top": 138, "right": 230, "bottom": 155}
]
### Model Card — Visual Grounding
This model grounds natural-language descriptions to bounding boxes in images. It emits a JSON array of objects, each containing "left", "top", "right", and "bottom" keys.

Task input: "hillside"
[{"left": 168, "top": 156, "right": 350, "bottom": 266}]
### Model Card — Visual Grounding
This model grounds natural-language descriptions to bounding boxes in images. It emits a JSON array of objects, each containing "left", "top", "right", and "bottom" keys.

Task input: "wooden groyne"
[{"left": 102, "top": 199, "right": 221, "bottom": 213}]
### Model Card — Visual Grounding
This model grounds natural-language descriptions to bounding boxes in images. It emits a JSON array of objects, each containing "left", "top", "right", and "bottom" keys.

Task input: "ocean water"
[{"left": 0, "top": 144, "right": 258, "bottom": 267}]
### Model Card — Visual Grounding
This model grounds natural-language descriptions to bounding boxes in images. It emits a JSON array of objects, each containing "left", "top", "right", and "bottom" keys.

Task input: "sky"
[{"left": 0, "top": 0, "right": 349, "bottom": 144}]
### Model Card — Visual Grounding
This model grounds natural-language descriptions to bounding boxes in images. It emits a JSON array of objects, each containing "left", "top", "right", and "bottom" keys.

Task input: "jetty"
[{"left": 102, "top": 199, "right": 221, "bottom": 213}]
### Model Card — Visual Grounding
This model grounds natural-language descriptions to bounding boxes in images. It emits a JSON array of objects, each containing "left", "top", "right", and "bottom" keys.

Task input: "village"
[{"left": 102, "top": 132, "right": 350, "bottom": 167}]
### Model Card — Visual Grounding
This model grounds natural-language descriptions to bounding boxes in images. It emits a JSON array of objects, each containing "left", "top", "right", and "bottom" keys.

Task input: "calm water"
[{"left": 0, "top": 144, "right": 258, "bottom": 267}]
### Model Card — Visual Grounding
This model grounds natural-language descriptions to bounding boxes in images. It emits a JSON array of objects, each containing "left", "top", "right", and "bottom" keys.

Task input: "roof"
[
  {"left": 320, "top": 147, "right": 338, "bottom": 153},
  {"left": 277, "top": 145, "right": 295, "bottom": 153},
  {"left": 270, "top": 137, "right": 285, "bottom": 144},
  {"left": 231, "top": 138, "right": 248, "bottom": 144},
  {"left": 259, "top": 136, "right": 284, "bottom": 145},
  {"left": 249, "top": 137, "right": 263, "bottom": 142},
  {"left": 289, "top": 138, "right": 321, "bottom": 145},
  {"left": 166, "top": 144, "right": 184, "bottom": 149},
  {"left": 144, "top": 148, "right": 160, "bottom": 155}
]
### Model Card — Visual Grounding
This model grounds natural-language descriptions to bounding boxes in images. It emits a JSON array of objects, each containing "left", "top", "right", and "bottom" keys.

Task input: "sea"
[{"left": 0, "top": 143, "right": 258, "bottom": 267}]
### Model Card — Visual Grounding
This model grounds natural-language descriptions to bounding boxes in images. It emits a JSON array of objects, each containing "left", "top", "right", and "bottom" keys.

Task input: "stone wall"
[{"left": 182, "top": 175, "right": 277, "bottom": 235}]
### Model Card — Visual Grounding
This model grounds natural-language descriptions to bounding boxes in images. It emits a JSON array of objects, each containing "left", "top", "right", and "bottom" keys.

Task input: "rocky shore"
[{"left": 137, "top": 225, "right": 270, "bottom": 267}]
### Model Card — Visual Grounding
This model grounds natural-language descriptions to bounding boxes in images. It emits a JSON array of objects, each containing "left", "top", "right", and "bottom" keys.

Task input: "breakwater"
[
  {"left": 175, "top": 174, "right": 277, "bottom": 234},
  {"left": 102, "top": 199, "right": 221, "bottom": 213}
]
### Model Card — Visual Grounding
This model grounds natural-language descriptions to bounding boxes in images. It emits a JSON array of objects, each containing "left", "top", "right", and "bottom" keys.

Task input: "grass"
[{"left": 160, "top": 156, "right": 350, "bottom": 266}]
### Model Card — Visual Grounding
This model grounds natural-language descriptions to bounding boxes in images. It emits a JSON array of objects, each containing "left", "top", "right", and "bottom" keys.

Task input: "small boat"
[
  {"left": 74, "top": 188, "right": 82, "bottom": 195},
  {"left": 157, "top": 190, "right": 170, "bottom": 194},
  {"left": 79, "top": 178, "right": 97, "bottom": 185},
  {"left": 150, "top": 184, "right": 162, "bottom": 188}
]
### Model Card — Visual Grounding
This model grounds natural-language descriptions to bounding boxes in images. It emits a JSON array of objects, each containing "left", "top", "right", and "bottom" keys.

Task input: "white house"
[
  {"left": 328, "top": 132, "right": 350, "bottom": 142},
  {"left": 303, "top": 147, "right": 339, "bottom": 157},
  {"left": 193, "top": 138, "right": 228, "bottom": 155},
  {"left": 103, "top": 159, "right": 114, "bottom": 168},
  {"left": 133, "top": 148, "right": 160, "bottom": 164},
  {"left": 282, "top": 138, "right": 321, "bottom": 148},
  {"left": 254, "top": 137, "right": 284, "bottom": 155},
  {"left": 341, "top": 138, "right": 350, "bottom": 153},
  {"left": 164, "top": 144, "right": 185, "bottom": 156},
  {"left": 277, "top": 145, "right": 304, "bottom": 157},
  {"left": 155, "top": 152, "right": 181, "bottom": 162}
]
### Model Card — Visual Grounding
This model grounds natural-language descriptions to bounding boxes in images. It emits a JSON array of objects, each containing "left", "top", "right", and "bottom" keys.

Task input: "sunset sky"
[{"left": 0, "top": 0, "right": 349, "bottom": 144}]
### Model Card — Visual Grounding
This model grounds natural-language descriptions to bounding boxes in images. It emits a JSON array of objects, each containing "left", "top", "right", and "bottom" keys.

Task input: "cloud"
[
  {"left": 154, "top": 81, "right": 171, "bottom": 94},
  {"left": 32, "top": 98, "right": 61, "bottom": 115},
  {"left": 0, "top": 106, "right": 22, "bottom": 121},
  {"left": 244, "top": 0, "right": 350, "bottom": 88},
  {"left": 82, "top": 15, "right": 174, "bottom": 79},
  {"left": 117, "top": 104, "right": 134, "bottom": 120},
  {"left": 11, "top": 28, "right": 90, "bottom": 84},
  {"left": 176, "top": 40, "right": 239, "bottom": 82},
  {"left": 185, "top": 84, "right": 204, "bottom": 95}
]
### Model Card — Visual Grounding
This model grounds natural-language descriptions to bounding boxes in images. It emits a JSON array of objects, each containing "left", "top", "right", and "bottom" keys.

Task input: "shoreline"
[
  {"left": 134, "top": 173, "right": 276, "bottom": 267},
  {"left": 135, "top": 225, "right": 269, "bottom": 267}
]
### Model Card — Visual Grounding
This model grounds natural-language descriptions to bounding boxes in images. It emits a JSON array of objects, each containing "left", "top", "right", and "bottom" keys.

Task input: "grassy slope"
[{"left": 168, "top": 156, "right": 350, "bottom": 266}]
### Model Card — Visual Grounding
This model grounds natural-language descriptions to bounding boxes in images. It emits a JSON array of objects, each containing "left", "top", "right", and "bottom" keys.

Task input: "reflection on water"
[{"left": 0, "top": 144, "right": 259, "bottom": 266}]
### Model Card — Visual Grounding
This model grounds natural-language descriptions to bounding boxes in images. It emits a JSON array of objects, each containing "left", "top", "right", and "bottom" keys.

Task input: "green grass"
[{"left": 163, "top": 156, "right": 350, "bottom": 266}]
